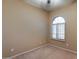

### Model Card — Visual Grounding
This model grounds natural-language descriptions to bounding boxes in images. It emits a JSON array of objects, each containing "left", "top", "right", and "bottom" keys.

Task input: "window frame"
[{"left": 51, "top": 16, "right": 66, "bottom": 41}]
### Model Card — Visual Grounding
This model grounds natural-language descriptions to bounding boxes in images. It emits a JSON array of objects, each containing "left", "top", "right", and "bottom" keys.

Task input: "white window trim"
[{"left": 51, "top": 16, "right": 66, "bottom": 41}]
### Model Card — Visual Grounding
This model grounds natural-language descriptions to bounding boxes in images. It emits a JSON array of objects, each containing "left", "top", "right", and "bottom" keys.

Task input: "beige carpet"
[{"left": 13, "top": 46, "right": 77, "bottom": 59}]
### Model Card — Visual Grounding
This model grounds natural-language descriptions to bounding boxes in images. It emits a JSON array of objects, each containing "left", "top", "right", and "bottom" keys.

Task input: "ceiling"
[{"left": 24, "top": 0, "right": 76, "bottom": 11}]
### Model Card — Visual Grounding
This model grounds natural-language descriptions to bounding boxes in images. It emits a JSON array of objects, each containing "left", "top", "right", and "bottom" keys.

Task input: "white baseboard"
[
  {"left": 10, "top": 44, "right": 49, "bottom": 58},
  {"left": 48, "top": 44, "right": 77, "bottom": 54},
  {"left": 7, "top": 43, "right": 76, "bottom": 59}
]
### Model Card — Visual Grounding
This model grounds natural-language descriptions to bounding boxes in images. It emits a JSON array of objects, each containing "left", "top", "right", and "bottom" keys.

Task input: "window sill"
[{"left": 51, "top": 39, "right": 65, "bottom": 42}]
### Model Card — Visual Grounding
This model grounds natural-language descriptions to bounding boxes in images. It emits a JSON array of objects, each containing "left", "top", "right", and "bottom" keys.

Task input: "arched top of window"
[{"left": 53, "top": 17, "right": 65, "bottom": 24}]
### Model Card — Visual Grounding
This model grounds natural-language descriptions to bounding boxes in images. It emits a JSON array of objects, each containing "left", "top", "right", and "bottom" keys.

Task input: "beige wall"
[
  {"left": 2, "top": 0, "right": 49, "bottom": 57},
  {"left": 3, "top": 0, "right": 77, "bottom": 57},
  {"left": 48, "top": 3, "right": 77, "bottom": 51}
]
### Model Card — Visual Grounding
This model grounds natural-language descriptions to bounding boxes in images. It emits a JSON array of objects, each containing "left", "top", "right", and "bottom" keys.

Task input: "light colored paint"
[
  {"left": 2, "top": 0, "right": 49, "bottom": 57},
  {"left": 24, "top": 0, "right": 75, "bottom": 11},
  {"left": 48, "top": 2, "right": 77, "bottom": 51},
  {"left": 3, "top": 0, "right": 77, "bottom": 57}
]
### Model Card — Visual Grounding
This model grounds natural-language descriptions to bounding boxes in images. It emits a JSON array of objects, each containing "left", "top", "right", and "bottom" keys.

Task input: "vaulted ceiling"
[{"left": 24, "top": 0, "right": 76, "bottom": 11}]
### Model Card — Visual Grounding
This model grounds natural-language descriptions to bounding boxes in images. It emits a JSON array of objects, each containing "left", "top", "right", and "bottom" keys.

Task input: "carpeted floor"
[{"left": 13, "top": 45, "right": 77, "bottom": 59}]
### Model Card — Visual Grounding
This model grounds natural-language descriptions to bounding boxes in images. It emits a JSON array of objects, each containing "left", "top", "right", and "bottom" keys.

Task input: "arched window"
[{"left": 52, "top": 17, "right": 65, "bottom": 41}]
